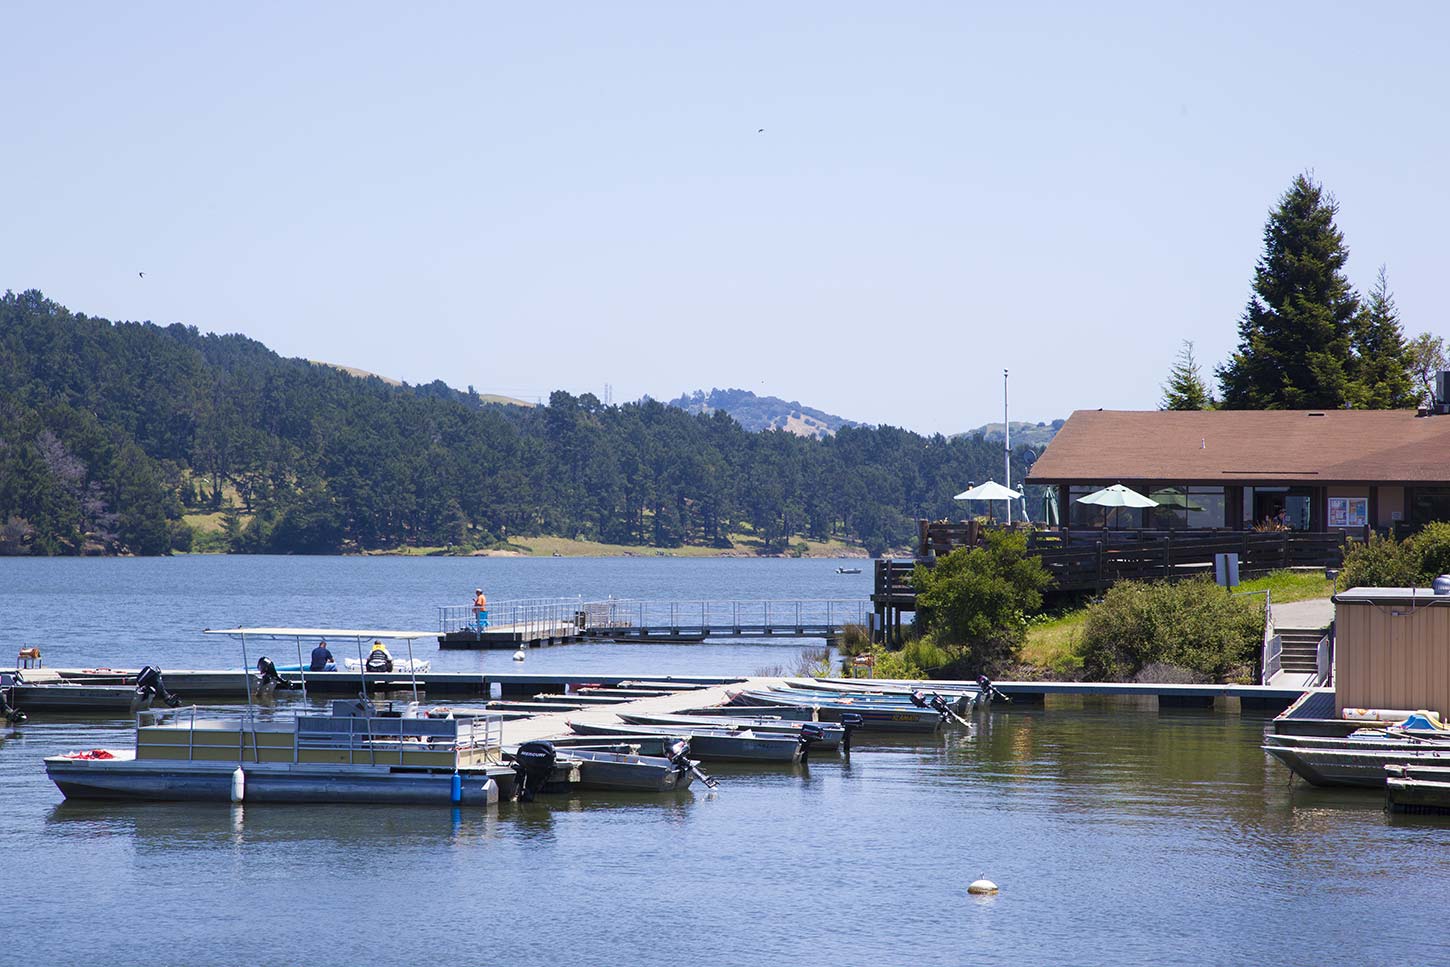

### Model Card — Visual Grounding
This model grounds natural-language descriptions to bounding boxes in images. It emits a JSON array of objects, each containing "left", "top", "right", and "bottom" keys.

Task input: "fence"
[
  {"left": 438, "top": 597, "right": 586, "bottom": 637},
  {"left": 579, "top": 599, "right": 869, "bottom": 635}
]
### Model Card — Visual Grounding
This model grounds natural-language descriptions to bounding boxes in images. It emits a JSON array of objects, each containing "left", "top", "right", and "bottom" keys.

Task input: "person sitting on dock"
[
  {"left": 309, "top": 639, "right": 335, "bottom": 672},
  {"left": 364, "top": 641, "right": 394, "bottom": 673},
  {"left": 472, "top": 588, "right": 489, "bottom": 631}
]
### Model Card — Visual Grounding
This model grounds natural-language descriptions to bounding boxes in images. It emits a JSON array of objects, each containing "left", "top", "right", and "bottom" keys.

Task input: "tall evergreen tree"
[
  {"left": 1217, "top": 174, "right": 1360, "bottom": 409},
  {"left": 1160, "top": 340, "right": 1213, "bottom": 410},
  {"left": 1349, "top": 266, "right": 1416, "bottom": 408}
]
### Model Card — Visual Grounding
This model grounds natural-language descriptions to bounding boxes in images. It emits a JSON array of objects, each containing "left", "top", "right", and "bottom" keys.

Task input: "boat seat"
[{"left": 17, "top": 647, "right": 42, "bottom": 668}]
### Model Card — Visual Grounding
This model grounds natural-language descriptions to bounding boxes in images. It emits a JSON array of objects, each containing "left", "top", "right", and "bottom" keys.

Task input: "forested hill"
[
  {"left": 0, "top": 291, "right": 1039, "bottom": 556},
  {"left": 669, "top": 388, "right": 859, "bottom": 439}
]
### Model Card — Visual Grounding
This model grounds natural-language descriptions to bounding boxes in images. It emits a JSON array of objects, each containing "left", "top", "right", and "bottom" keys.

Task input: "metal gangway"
[
  {"left": 438, "top": 597, "right": 588, "bottom": 641},
  {"left": 576, "top": 598, "right": 869, "bottom": 641}
]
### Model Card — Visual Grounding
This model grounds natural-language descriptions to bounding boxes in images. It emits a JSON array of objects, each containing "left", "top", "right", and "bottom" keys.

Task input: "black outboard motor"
[
  {"left": 976, "top": 675, "right": 1010, "bottom": 706},
  {"left": 255, "top": 656, "right": 300, "bottom": 692},
  {"left": 365, "top": 649, "right": 394, "bottom": 674},
  {"left": 0, "top": 680, "right": 25, "bottom": 725},
  {"left": 512, "top": 740, "right": 558, "bottom": 802},
  {"left": 839, "top": 712, "right": 863, "bottom": 754},
  {"left": 909, "top": 690, "right": 928, "bottom": 709},
  {"left": 665, "top": 738, "right": 718, "bottom": 789},
  {"left": 797, "top": 722, "right": 826, "bottom": 764},
  {"left": 133, "top": 665, "right": 181, "bottom": 711}
]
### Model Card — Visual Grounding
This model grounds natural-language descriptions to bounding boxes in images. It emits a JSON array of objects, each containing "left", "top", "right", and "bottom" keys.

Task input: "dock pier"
[{"left": 437, "top": 598, "right": 870, "bottom": 649}]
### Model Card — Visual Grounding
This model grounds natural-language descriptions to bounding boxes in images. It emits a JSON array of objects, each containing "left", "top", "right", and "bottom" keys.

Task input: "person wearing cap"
[
  {"left": 309, "top": 639, "right": 335, "bottom": 672},
  {"left": 472, "top": 588, "right": 489, "bottom": 631}
]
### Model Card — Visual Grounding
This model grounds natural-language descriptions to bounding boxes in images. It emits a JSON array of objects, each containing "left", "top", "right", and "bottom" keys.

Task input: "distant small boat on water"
[{"left": 835, "top": 566, "right": 861, "bottom": 574}]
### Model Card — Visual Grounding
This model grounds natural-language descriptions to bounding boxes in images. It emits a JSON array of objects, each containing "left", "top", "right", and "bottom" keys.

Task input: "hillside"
[
  {"left": 0, "top": 290, "right": 1043, "bottom": 557},
  {"left": 963, "top": 419, "right": 1064, "bottom": 449},
  {"left": 669, "top": 388, "right": 860, "bottom": 439}
]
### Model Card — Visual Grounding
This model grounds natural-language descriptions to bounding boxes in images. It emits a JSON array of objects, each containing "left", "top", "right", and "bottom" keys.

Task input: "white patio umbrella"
[
  {"left": 1075, "top": 483, "right": 1157, "bottom": 529},
  {"left": 954, "top": 480, "right": 1024, "bottom": 522}
]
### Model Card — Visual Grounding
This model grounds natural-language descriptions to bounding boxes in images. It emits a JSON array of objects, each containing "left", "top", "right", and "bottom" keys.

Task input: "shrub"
[
  {"left": 1335, "top": 532, "right": 1418, "bottom": 591},
  {"left": 1078, "top": 578, "right": 1263, "bottom": 682},
  {"left": 837, "top": 623, "right": 871, "bottom": 657},
  {"left": 866, "top": 636, "right": 956, "bottom": 680},
  {"left": 911, "top": 530, "right": 1052, "bottom": 676},
  {"left": 1412, "top": 522, "right": 1450, "bottom": 581}
]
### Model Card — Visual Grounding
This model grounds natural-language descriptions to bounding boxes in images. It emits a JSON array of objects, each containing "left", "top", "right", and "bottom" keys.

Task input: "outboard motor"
[
  {"left": 365, "top": 649, "right": 394, "bottom": 674},
  {"left": 255, "top": 656, "right": 301, "bottom": 693},
  {"left": 0, "top": 680, "right": 25, "bottom": 725},
  {"left": 511, "top": 740, "right": 558, "bottom": 802},
  {"left": 665, "top": 738, "right": 718, "bottom": 789},
  {"left": 909, "top": 690, "right": 929, "bottom": 709},
  {"left": 797, "top": 722, "right": 826, "bottom": 764},
  {"left": 839, "top": 712, "right": 862, "bottom": 754},
  {"left": 133, "top": 665, "right": 181, "bottom": 711},
  {"left": 976, "top": 675, "right": 1010, "bottom": 706}
]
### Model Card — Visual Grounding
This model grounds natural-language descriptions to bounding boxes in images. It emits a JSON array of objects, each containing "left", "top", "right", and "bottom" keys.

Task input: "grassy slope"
[{"left": 1021, "top": 568, "right": 1334, "bottom": 671}]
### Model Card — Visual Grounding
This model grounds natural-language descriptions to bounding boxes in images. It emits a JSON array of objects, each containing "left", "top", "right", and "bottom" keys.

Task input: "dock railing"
[
  {"left": 580, "top": 598, "right": 868, "bottom": 636},
  {"left": 438, "top": 597, "right": 586, "bottom": 638},
  {"left": 141, "top": 705, "right": 505, "bottom": 765}
]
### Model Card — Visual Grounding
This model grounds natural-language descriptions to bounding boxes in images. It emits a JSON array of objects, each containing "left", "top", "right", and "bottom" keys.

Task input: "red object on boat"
[{"left": 65, "top": 749, "right": 115, "bottom": 760}]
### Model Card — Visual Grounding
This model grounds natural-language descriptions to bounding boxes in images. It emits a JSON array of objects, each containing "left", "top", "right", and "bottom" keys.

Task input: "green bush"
[
  {"left": 1335, "top": 532, "right": 1418, "bottom": 591},
  {"left": 1079, "top": 578, "right": 1263, "bottom": 682},
  {"left": 1412, "top": 522, "right": 1450, "bottom": 580},
  {"left": 865, "top": 636, "right": 955, "bottom": 680},
  {"left": 911, "top": 530, "right": 1052, "bottom": 676}
]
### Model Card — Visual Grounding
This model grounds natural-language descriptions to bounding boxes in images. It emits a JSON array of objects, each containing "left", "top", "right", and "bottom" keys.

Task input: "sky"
[{"left": 4, "top": 2, "right": 1449, "bottom": 435}]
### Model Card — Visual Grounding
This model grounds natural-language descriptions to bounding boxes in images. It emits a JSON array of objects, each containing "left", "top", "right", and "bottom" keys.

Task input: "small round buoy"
[
  {"left": 967, "top": 878, "right": 998, "bottom": 895},
  {"left": 512, "top": 650, "right": 526, "bottom": 662}
]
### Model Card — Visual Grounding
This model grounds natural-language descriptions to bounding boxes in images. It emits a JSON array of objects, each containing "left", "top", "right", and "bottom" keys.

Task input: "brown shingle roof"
[{"left": 1026, "top": 409, "right": 1450, "bottom": 485}]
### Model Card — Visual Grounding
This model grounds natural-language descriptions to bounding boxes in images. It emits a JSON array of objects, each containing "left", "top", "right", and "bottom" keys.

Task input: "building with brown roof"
[{"left": 1026, "top": 409, "right": 1450, "bottom": 533}]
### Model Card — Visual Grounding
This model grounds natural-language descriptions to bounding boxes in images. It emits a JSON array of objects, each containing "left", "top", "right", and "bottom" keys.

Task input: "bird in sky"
[
  {"left": 757, "top": 128, "right": 764, "bottom": 133},
  {"left": 138, "top": 272, "right": 145, "bottom": 278}
]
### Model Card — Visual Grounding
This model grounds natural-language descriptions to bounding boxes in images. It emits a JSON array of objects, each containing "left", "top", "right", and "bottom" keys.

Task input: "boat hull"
[
  {"left": 617, "top": 713, "right": 842, "bottom": 750},
  {"left": 46, "top": 755, "right": 504, "bottom": 805},
  {"left": 566, "top": 722, "right": 803, "bottom": 762},
  {"left": 1262, "top": 743, "right": 1450, "bottom": 788}
]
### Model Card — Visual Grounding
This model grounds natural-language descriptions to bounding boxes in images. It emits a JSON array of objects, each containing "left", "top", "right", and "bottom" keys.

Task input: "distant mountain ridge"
[
  {"left": 963, "top": 419, "right": 1064, "bottom": 448},
  {"left": 668, "top": 388, "right": 861, "bottom": 439}
]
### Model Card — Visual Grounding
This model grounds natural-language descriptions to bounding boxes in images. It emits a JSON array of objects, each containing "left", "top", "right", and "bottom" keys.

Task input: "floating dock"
[{"left": 48, "top": 668, "right": 1308, "bottom": 711}]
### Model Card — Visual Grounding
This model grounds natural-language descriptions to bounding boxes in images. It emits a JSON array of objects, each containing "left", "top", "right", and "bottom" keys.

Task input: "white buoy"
[
  {"left": 512, "top": 650, "right": 526, "bottom": 662},
  {"left": 968, "top": 878, "right": 998, "bottom": 895},
  {"left": 230, "top": 767, "right": 245, "bottom": 803}
]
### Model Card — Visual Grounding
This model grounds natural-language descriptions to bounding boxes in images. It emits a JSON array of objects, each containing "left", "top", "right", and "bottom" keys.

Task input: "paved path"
[{"left": 1272, "top": 596, "right": 1334, "bottom": 629}]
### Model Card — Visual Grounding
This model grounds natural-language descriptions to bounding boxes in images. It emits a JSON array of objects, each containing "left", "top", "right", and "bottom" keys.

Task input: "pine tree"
[
  {"left": 1217, "top": 174, "right": 1360, "bottom": 409},
  {"left": 1349, "top": 266, "right": 1416, "bottom": 408},
  {"left": 1160, "top": 340, "right": 1214, "bottom": 410}
]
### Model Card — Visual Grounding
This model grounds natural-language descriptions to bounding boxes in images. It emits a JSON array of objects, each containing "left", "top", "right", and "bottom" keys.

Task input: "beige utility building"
[{"left": 1334, "top": 587, "right": 1450, "bottom": 718}]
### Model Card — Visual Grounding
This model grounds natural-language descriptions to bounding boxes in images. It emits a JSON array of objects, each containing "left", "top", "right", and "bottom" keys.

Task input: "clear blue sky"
[{"left": 4, "top": 2, "right": 1447, "bottom": 434}]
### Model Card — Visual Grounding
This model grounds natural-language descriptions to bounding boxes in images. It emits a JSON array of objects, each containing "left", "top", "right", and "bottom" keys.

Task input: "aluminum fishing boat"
[
  {"left": 617, "top": 712, "right": 844, "bottom": 750},
  {"left": 565, "top": 720, "right": 812, "bottom": 762}
]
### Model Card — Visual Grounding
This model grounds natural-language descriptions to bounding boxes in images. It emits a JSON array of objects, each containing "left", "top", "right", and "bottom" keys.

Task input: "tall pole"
[{"left": 1003, "top": 369, "right": 1011, "bottom": 525}]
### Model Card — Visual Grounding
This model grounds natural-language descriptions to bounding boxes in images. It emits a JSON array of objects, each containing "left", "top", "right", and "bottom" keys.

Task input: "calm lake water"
[{"left": 3, "top": 557, "right": 1447, "bottom": 967}]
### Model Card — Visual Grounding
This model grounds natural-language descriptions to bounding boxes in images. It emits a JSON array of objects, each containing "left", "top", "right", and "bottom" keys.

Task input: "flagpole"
[{"left": 1003, "top": 369, "right": 1011, "bottom": 525}]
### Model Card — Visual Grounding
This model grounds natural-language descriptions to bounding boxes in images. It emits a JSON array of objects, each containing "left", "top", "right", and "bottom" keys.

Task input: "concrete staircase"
[{"left": 1277, "top": 626, "right": 1329, "bottom": 676}]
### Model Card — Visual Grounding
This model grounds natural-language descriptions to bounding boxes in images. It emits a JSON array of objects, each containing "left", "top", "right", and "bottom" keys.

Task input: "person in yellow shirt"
[{"left": 472, "top": 588, "right": 489, "bottom": 630}]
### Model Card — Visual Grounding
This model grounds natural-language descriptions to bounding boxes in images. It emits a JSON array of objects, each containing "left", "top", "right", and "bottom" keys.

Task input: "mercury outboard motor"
[
  {"left": 133, "top": 665, "right": 181, "bottom": 711},
  {"left": 665, "top": 738, "right": 718, "bottom": 789},
  {"left": 839, "top": 712, "right": 862, "bottom": 754},
  {"left": 255, "top": 656, "right": 300, "bottom": 693},
  {"left": 797, "top": 722, "right": 826, "bottom": 764},
  {"left": 512, "top": 740, "right": 558, "bottom": 802},
  {"left": 365, "top": 650, "right": 394, "bottom": 674}
]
